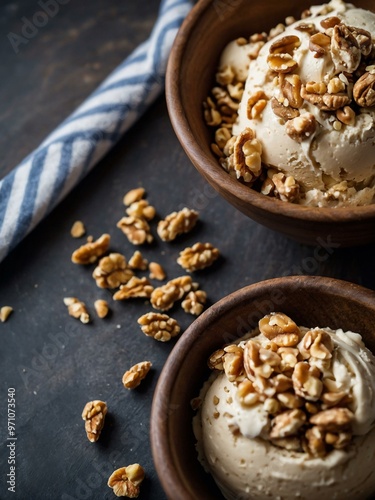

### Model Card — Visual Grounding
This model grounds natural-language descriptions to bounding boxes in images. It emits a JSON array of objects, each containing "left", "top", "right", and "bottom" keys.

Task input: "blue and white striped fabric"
[{"left": 0, "top": 0, "right": 192, "bottom": 263}]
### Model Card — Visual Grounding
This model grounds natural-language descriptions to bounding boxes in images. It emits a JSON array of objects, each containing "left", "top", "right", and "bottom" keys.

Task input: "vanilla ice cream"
[
  {"left": 193, "top": 313, "right": 375, "bottom": 499},
  {"left": 207, "top": 0, "right": 375, "bottom": 206}
]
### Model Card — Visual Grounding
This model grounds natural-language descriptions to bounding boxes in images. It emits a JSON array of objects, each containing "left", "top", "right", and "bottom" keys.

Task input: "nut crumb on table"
[
  {"left": 93, "top": 253, "right": 134, "bottom": 289},
  {"left": 94, "top": 299, "right": 109, "bottom": 319},
  {"left": 70, "top": 220, "right": 86, "bottom": 238},
  {"left": 82, "top": 400, "right": 107, "bottom": 443},
  {"left": 0, "top": 306, "right": 13, "bottom": 322},
  {"left": 177, "top": 242, "right": 219, "bottom": 272},
  {"left": 63, "top": 297, "right": 90, "bottom": 324},
  {"left": 157, "top": 207, "right": 199, "bottom": 241},
  {"left": 128, "top": 250, "right": 148, "bottom": 271},
  {"left": 150, "top": 275, "right": 195, "bottom": 311},
  {"left": 122, "top": 361, "right": 152, "bottom": 389},
  {"left": 123, "top": 187, "right": 146, "bottom": 206},
  {"left": 113, "top": 277, "right": 154, "bottom": 301},
  {"left": 138, "top": 312, "right": 180, "bottom": 342},
  {"left": 107, "top": 464, "right": 145, "bottom": 498},
  {"left": 71, "top": 233, "right": 110, "bottom": 264}
]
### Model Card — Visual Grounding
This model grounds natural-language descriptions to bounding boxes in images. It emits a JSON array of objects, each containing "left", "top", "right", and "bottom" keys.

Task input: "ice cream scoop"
[
  {"left": 212, "top": 0, "right": 375, "bottom": 206},
  {"left": 193, "top": 312, "right": 375, "bottom": 500}
]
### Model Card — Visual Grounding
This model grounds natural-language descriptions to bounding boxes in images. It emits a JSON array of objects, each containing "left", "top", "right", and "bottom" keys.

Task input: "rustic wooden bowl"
[
  {"left": 166, "top": 0, "right": 375, "bottom": 247},
  {"left": 150, "top": 275, "right": 375, "bottom": 499}
]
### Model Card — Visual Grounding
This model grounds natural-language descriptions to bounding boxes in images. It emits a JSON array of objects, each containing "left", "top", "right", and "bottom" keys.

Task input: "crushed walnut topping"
[
  {"left": 177, "top": 242, "right": 219, "bottom": 272},
  {"left": 113, "top": 277, "right": 154, "bottom": 301},
  {"left": 94, "top": 299, "right": 109, "bottom": 319},
  {"left": 206, "top": 313, "right": 360, "bottom": 457},
  {"left": 157, "top": 207, "right": 199, "bottom": 242},
  {"left": 92, "top": 253, "right": 134, "bottom": 288},
  {"left": 0, "top": 306, "right": 13, "bottom": 323},
  {"left": 181, "top": 289, "right": 207, "bottom": 316},
  {"left": 138, "top": 312, "right": 180, "bottom": 342},
  {"left": 122, "top": 361, "right": 152, "bottom": 390},
  {"left": 71, "top": 233, "right": 110, "bottom": 265},
  {"left": 117, "top": 216, "right": 153, "bottom": 245},
  {"left": 82, "top": 400, "right": 107, "bottom": 442},
  {"left": 64, "top": 297, "right": 90, "bottom": 323},
  {"left": 150, "top": 276, "right": 195, "bottom": 311},
  {"left": 107, "top": 464, "right": 145, "bottom": 498}
]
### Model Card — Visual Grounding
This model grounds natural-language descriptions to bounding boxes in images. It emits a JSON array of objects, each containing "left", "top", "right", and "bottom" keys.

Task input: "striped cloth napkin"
[{"left": 0, "top": 0, "right": 192, "bottom": 263}]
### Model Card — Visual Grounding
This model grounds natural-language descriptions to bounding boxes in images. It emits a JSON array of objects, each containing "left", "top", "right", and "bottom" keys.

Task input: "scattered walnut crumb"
[
  {"left": 177, "top": 242, "right": 219, "bottom": 272},
  {"left": 93, "top": 253, "right": 134, "bottom": 288},
  {"left": 117, "top": 216, "right": 153, "bottom": 245},
  {"left": 181, "top": 290, "right": 207, "bottom": 315},
  {"left": 94, "top": 299, "right": 109, "bottom": 319},
  {"left": 113, "top": 277, "right": 154, "bottom": 301},
  {"left": 122, "top": 361, "right": 152, "bottom": 389},
  {"left": 108, "top": 464, "right": 145, "bottom": 498},
  {"left": 157, "top": 207, "right": 198, "bottom": 241},
  {"left": 70, "top": 220, "right": 86, "bottom": 238},
  {"left": 63, "top": 297, "right": 90, "bottom": 323},
  {"left": 149, "top": 262, "right": 166, "bottom": 281},
  {"left": 0, "top": 306, "right": 13, "bottom": 323},
  {"left": 82, "top": 400, "right": 107, "bottom": 442},
  {"left": 126, "top": 199, "right": 156, "bottom": 221},
  {"left": 71, "top": 233, "right": 110, "bottom": 264},
  {"left": 128, "top": 250, "right": 148, "bottom": 271},
  {"left": 123, "top": 187, "right": 146, "bottom": 206},
  {"left": 138, "top": 312, "right": 180, "bottom": 342}
]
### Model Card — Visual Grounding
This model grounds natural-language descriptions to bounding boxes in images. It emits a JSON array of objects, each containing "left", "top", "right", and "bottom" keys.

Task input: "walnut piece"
[
  {"left": 117, "top": 216, "right": 153, "bottom": 245},
  {"left": 177, "top": 242, "right": 219, "bottom": 272},
  {"left": 272, "top": 172, "right": 300, "bottom": 203},
  {"left": 126, "top": 199, "right": 156, "bottom": 221},
  {"left": 113, "top": 277, "right": 154, "bottom": 301},
  {"left": 92, "top": 253, "right": 134, "bottom": 288},
  {"left": 94, "top": 299, "right": 109, "bottom": 319},
  {"left": 122, "top": 361, "right": 152, "bottom": 389},
  {"left": 181, "top": 290, "right": 207, "bottom": 315},
  {"left": 107, "top": 464, "right": 145, "bottom": 498},
  {"left": 310, "top": 407, "right": 354, "bottom": 431},
  {"left": 71, "top": 233, "right": 110, "bottom": 264},
  {"left": 285, "top": 113, "right": 316, "bottom": 142},
  {"left": 270, "top": 97, "right": 299, "bottom": 120},
  {"left": 123, "top": 187, "right": 145, "bottom": 206},
  {"left": 128, "top": 251, "right": 148, "bottom": 271},
  {"left": 64, "top": 297, "right": 90, "bottom": 324},
  {"left": 148, "top": 262, "right": 166, "bottom": 281},
  {"left": 150, "top": 276, "right": 194, "bottom": 311},
  {"left": 233, "top": 128, "right": 263, "bottom": 183},
  {"left": 82, "top": 400, "right": 107, "bottom": 442},
  {"left": 70, "top": 220, "right": 86, "bottom": 238},
  {"left": 353, "top": 71, "right": 375, "bottom": 107},
  {"left": 0, "top": 306, "right": 13, "bottom": 323},
  {"left": 157, "top": 207, "right": 198, "bottom": 241},
  {"left": 138, "top": 312, "right": 180, "bottom": 342}
]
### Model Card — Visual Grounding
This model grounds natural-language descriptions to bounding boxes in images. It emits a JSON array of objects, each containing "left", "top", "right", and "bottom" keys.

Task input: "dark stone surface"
[{"left": 0, "top": 1, "right": 375, "bottom": 499}]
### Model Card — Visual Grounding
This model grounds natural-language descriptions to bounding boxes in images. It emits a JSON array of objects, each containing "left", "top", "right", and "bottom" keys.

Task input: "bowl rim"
[
  {"left": 166, "top": 0, "right": 375, "bottom": 223},
  {"left": 150, "top": 275, "right": 375, "bottom": 499}
]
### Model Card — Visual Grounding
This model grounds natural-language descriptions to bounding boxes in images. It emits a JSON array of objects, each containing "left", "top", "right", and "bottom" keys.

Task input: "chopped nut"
[
  {"left": 71, "top": 233, "right": 110, "bottom": 264},
  {"left": 309, "top": 32, "right": 331, "bottom": 58},
  {"left": 247, "top": 90, "right": 267, "bottom": 120},
  {"left": 157, "top": 207, "right": 198, "bottom": 242},
  {"left": 305, "top": 426, "right": 326, "bottom": 457},
  {"left": 177, "top": 242, "right": 219, "bottom": 272},
  {"left": 237, "top": 379, "right": 259, "bottom": 406},
  {"left": 305, "top": 81, "right": 327, "bottom": 94},
  {"left": 259, "top": 312, "right": 300, "bottom": 340},
  {"left": 181, "top": 290, "right": 207, "bottom": 315},
  {"left": 117, "top": 216, "right": 153, "bottom": 245},
  {"left": 233, "top": 128, "right": 263, "bottom": 183},
  {"left": 138, "top": 312, "right": 180, "bottom": 342},
  {"left": 272, "top": 173, "right": 300, "bottom": 203},
  {"left": 150, "top": 276, "right": 194, "bottom": 311},
  {"left": 292, "top": 362, "right": 323, "bottom": 401},
  {"left": 70, "top": 220, "right": 86, "bottom": 238},
  {"left": 122, "top": 361, "right": 152, "bottom": 389},
  {"left": 281, "top": 74, "right": 303, "bottom": 108},
  {"left": 64, "top": 297, "right": 90, "bottom": 323},
  {"left": 223, "top": 349, "right": 244, "bottom": 382},
  {"left": 92, "top": 253, "right": 134, "bottom": 288},
  {"left": 270, "top": 97, "right": 300, "bottom": 120},
  {"left": 269, "top": 35, "right": 300, "bottom": 55},
  {"left": 0, "top": 306, "right": 13, "bottom": 323},
  {"left": 320, "top": 16, "right": 341, "bottom": 29},
  {"left": 123, "top": 187, "right": 146, "bottom": 206},
  {"left": 108, "top": 464, "right": 145, "bottom": 498},
  {"left": 285, "top": 113, "right": 316, "bottom": 142},
  {"left": 82, "top": 400, "right": 107, "bottom": 442},
  {"left": 330, "top": 23, "right": 362, "bottom": 73},
  {"left": 353, "top": 71, "right": 375, "bottom": 107},
  {"left": 298, "top": 329, "right": 334, "bottom": 360},
  {"left": 208, "top": 349, "right": 225, "bottom": 370},
  {"left": 94, "top": 299, "right": 109, "bottom": 319},
  {"left": 270, "top": 409, "right": 306, "bottom": 438},
  {"left": 310, "top": 407, "right": 354, "bottom": 431},
  {"left": 126, "top": 199, "right": 156, "bottom": 221},
  {"left": 327, "top": 76, "right": 346, "bottom": 94},
  {"left": 113, "top": 277, "right": 154, "bottom": 301},
  {"left": 148, "top": 262, "right": 166, "bottom": 281},
  {"left": 267, "top": 53, "right": 298, "bottom": 73},
  {"left": 128, "top": 251, "right": 148, "bottom": 271},
  {"left": 336, "top": 105, "right": 356, "bottom": 125},
  {"left": 216, "top": 65, "right": 235, "bottom": 86}
]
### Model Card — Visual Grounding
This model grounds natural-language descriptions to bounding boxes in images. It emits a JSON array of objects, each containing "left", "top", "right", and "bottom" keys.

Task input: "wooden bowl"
[
  {"left": 166, "top": 0, "right": 375, "bottom": 246},
  {"left": 150, "top": 275, "right": 375, "bottom": 499}
]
